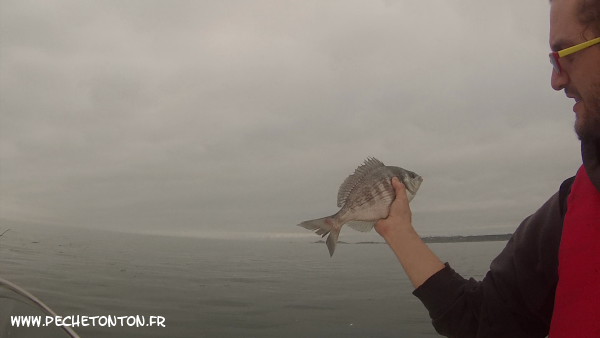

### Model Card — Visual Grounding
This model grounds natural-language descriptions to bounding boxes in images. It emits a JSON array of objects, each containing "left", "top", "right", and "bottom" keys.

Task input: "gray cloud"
[{"left": 0, "top": 0, "right": 581, "bottom": 237}]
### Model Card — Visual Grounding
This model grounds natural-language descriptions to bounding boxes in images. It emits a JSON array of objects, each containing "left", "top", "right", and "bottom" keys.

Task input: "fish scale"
[{"left": 298, "top": 157, "right": 423, "bottom": 256}]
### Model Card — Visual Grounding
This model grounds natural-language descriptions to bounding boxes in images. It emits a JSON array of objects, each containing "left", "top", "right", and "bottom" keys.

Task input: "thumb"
[{"left": 392, "top": 177, "right": 407, "bottom": 200}]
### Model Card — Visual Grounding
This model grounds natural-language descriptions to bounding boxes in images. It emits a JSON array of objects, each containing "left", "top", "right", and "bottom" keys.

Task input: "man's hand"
[
  {"left": 375, "top": 176, "right": 445, "bottom": 289},
  {"left": 375, "top": 177, "right": 414, "bottom": 239}
]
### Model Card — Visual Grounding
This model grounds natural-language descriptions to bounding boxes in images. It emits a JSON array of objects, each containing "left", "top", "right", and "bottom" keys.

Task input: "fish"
[{"left": 298, "top": 157, "right": 423, "bottom": 256}]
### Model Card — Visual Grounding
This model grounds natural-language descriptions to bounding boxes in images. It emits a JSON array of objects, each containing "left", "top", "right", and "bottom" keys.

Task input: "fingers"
[
  {"left": 376, "top": 178, "right": 412, "bottom": 238},
  {"left": 375, "top": 177, "right": 412, "bottom": 241}
]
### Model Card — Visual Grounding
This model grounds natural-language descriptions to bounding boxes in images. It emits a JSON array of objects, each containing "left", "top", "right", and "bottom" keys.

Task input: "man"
[{"left": 375, "top": 0, "right": 600, "bottom": 336}]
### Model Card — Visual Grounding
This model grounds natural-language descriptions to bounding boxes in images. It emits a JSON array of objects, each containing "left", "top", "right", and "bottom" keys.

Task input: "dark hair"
[{"left": 576, "top": 0, "right": 600, "bottom": 36}]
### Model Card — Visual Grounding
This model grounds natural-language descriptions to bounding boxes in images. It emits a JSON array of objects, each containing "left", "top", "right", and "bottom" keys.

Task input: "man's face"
[{"left": 550, "top": 0, "right": 600, "bottom": 140}]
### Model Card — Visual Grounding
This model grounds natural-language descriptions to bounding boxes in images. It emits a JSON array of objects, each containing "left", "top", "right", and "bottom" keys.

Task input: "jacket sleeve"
[{"left": 412, "top": 191, "right": 563, "bottom": 338}]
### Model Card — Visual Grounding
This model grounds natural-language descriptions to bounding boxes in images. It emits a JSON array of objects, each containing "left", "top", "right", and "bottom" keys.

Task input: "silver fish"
[{"left": 298, "top": 157, "right": 423, "bottom": 256}]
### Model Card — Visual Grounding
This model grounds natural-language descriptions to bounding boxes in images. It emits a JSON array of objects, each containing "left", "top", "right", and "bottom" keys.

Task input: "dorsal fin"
[{"left": 337, "top": 157, "right": 385, "bottom": 207}]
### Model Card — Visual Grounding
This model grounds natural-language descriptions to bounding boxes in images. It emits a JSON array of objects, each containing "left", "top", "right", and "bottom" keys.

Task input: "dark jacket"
[{"left": 413, "top": 139, "right": 600, "bottom": 337}]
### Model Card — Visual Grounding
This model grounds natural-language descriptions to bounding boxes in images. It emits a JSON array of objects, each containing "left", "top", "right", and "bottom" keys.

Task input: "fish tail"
[
  {"left": 297, "top": 215, "right": 340, "bottom": 256},
  {"left": 325, "top": 228, "right": 340, "bottom": 257}
]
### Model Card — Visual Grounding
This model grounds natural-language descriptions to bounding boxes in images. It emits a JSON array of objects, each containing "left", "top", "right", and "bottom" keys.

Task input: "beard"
[{"left": 575, "top": 80, "right": 600, "bottom": 141}]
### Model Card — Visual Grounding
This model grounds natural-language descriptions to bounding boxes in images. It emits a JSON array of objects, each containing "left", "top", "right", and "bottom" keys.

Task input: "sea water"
[{"left": 0, "top": 225, "right": 507, "bottom": 338}]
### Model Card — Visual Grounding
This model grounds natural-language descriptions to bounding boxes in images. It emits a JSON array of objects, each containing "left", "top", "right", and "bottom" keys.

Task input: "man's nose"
[{"left": 551, "top": 69, "right": 570, "bottom": 91}]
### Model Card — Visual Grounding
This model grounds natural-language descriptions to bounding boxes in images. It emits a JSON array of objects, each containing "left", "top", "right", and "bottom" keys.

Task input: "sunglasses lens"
[{"left": 549, "top": 53, "right": 561, "bottom": 74}]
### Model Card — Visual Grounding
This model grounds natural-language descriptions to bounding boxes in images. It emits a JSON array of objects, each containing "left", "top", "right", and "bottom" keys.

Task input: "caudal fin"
[
  {"left": 325, "top": 229, "right": 340, "bottom": 257},
  {"left": 298, "top": 216, "right": 341, "bottom": 256}
]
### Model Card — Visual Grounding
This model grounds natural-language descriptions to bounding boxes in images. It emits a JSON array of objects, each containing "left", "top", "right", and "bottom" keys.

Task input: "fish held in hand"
[{"left": 298, "top": 157, "right": 423, "bottom": 256}]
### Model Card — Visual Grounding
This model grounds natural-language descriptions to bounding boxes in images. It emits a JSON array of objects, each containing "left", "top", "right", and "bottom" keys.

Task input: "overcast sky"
[{"left": 0, "top": 0, "right": 583, "bottom": 240}]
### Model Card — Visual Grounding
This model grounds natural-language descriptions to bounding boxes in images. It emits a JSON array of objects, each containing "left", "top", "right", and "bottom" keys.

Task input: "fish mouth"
[{"left": 406, "top": 176, "right": 423, "bottom": 194}]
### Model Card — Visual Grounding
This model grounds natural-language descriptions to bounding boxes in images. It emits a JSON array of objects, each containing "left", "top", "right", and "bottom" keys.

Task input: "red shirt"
[{"left": 550, "top": 165, "right": 600, "bottom": 337}]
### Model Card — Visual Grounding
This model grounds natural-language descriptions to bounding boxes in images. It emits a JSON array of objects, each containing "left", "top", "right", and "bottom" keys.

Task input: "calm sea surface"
[{"left": 0, "top": 225, "right": 508, "bottom": 338}]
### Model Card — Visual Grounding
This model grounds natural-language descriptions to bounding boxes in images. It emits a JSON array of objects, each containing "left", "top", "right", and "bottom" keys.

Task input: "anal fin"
[{"left": 346, "top": 221, "right": 376, "bottom": 233}]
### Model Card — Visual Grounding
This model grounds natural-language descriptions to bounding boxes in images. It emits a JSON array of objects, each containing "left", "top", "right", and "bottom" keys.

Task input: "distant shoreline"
[{"left": 315, "top": 233, "right": 513, "bottom": 245}]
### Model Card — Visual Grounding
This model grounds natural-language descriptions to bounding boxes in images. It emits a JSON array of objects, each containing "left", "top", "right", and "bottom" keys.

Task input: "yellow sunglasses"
[{"left": 549, "top": 37, "right": 600, "bottom": 74}]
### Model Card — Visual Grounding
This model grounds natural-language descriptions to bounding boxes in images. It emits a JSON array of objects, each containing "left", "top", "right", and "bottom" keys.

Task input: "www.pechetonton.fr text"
[{"left": 11, "top": 315, "right": 166, "bottom": 328}]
